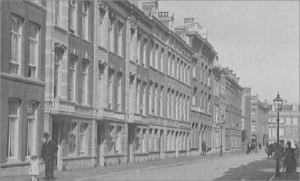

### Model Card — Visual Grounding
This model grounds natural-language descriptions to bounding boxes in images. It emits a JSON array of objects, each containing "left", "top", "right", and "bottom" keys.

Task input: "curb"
[{"left": 75, "top": 152, "right": 243, "bottom": 181}]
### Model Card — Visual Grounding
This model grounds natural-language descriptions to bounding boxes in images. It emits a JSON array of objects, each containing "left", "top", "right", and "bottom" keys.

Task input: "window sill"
[
  {"left": 61, "top": 156, "right": 95, "bottom": 161},
  {"left": 54, "top": 25, "right": 68, "bottom": 34},
  {"left": 98, "top": 45, "right": 108, "bottom": 52},
  {"left": 1, "top": 159, "right": 28, "bottom": 169},
  {"left": 134, "top": 152, "right": 149, "bottom": 156},
  {"left": 70, "top": 32, "right": 80, "bottom": 39},
  {"left": 82, "top": 38, "right": 92, "bottom": 44}
]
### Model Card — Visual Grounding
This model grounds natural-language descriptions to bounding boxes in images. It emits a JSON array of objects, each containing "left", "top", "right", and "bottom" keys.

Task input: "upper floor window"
[
  {"left": 116, "top": 72, "right": 123, "bottom": 111},
  {"left": 8, "top": 99, "right": 20, "bottom": 159},
  {"left": 98, "top": 4, "right": 107, "bottom": 48},
  {"left": 107, "top": 68, "right": 114, "bottom": 109},
  {"left": 68, "top": 55, "right": 77, "bottom": 102},
  {"left": 81, "top": 59, "right": 89, "bottom": 105},
  {"left": 118, "top": 21, "right": 124, "bottom": 57},
  {"left": 10, "top": 15, "right": 23, "bottom": 75},
  {"left": 82, "top": 2, "right": 90, "bottom": 41},
  {"left": 28, "top": 24, "right": 40, "bottom": 78},
  {"left": 69, "top": 1, "right": 78, "bottom": 34}
]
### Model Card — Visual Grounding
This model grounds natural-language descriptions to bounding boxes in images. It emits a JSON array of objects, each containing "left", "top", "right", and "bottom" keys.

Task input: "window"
[
  {"left": 116, "top": 72, "right": 123, "bottom": 111},
  {"left": 98, "top": 3, "right": 107, "bottom": 47},
  {"left": 292, "top": 128, "right": 298, "bottom": 138},
  {"left": 192, "top": 87, "right": 197, "bottom": 105},
  {"left": 107, "top": 126, "right": 115, "bottom": 153},
  {"left": 129, "top": 23, "right": 136, "bottom": 61},
  {"left": 10, "top": 15, "right": 23, "bottom": 74},
  {"left": 68, "top": 122, "right": 77, "bottom": 155},
  {"left": 79, "top": 123, "right": 88, "bottom": 155},
  {"left": 272, "top": 128, "right": 276, "bottom": 138},
  {"left": 26, "top": 101, "right": 38, "bottom": 157},
  {"left": 28, "top": 24, "right": 39, "bottom": 78},
  {"left": 135, "top": 128, "right": 141, "bottom": 152},
  {"left": 286, "top": 127, "right": 291, "bottom": 137},
  {"left": 55, "top": 1, "right": 60, "bottom": 26},
  {"left": 167, "top": 52, "right": 171, "bottom": 75},
  {"left": 136, "top": 79, "right": 141, "bottom": 113},
  {"left": 148, "top": 82, "right": 153, "bottom": 115},
  {"left": 7, "top": 99, "right": 20, "bottom": 159},
  {"left": 69, "top": 1, "right": 77, "bottom": 34},
  {"left": 160, "top": 48, "right": 164, "bottom": 71},
  {"left": 68, "top": 55, "right": 77, "bottom": 102},
  {"left": 292, "top": 118, "right": 298, "bottom": 125},
  {"left": 109, "top": 12, "right": 115, "bottom": 53},
  {"left": 82, "top": 2, "right": 90, "bottom": 41},
  {"left": 286, "top": 118, "right": 291, "bottom": 125},
  {"left": 81, "top": 59, "right": 89, "bottom": 105},
  {"left": 142, "top": 38, "right": 147, "bottom": 67},
  {"left": 141, "top": 82, "right": 147, "bottom": 114},
  {"left": 54, "top": 49, "right": 62, "bottom": 98},
  {"left": 118, "top": 21, "right": 124, "bottom": 57},
  {"left": 115, "top": 127, "right": 122, "bottom": 154},
  {"left": 160, "top": 86, "right": 164, "bottom": 117},
  {"left": 149, "top": 42, "right": 154, "bottom": 67},
  {"left": 107, "top": 69, "right": 114, "bottom": 109},
  {"left": 279, "top": 128, "right": 284, "bottom": 137},
  {"left": 154, "top": 84, "right": 158, "bottom": 115}
]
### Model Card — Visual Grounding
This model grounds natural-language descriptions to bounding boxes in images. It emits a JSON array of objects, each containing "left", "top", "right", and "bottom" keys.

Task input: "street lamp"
[
  {"left": 219, "top": 115, "right": 225, "bottom": 156},
  {"left": 273, "top": 92, "right": 283, "bottom": 177}
]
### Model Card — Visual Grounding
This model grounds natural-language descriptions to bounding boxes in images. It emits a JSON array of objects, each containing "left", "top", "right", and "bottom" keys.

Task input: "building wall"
[
  {"left": 0, "top": 1, "right": 46, "bottom": 175},
  {"left": 268, "top": 104, "right": 299, "bottom": 148},
  {"left": 241, "top": 88, "right": 252, "bottom": 151}
]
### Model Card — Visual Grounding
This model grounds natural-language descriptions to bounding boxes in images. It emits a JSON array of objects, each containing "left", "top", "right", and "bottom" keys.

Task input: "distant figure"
[
  {"left": 41, "top": 132, "right": 58, "bottom": 180},
  {"left": 201, "top": 141, "right": 207, "bottom": 156},
  {"left": 247, "top": 142, "right": 252, "bottom": 154},
  {"left": 283, "top": 141, "right": 296, "bottom": 174},
  {"left": 258, "top": 143, "right": 262, "bottom": 150}
]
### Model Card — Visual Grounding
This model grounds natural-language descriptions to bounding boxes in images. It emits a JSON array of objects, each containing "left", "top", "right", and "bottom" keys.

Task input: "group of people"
[
  {"left": 28, "top": 132, "right": 58, "bottom": 181},
  {"left": 283, "top": 141, "right": 299, "bottom": 174},
  {"left": 264, "top": 141, "right": 299, "bottom": 174},
  {"left": 246, "top": 141, "right": 258, "bottom": 154}
]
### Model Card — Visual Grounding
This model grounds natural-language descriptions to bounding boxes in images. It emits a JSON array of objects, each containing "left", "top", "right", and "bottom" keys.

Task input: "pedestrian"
[
  {"left": 247, "top": 142, "right": 251, "bottom": 154},
  {"left": 295, "top": 144, "right": 299, "bottom": 171},
  {"left": 41, "top": 132, "right": 58, "bottom": 180},
  {"left": 29, "top": 155, "right": 40, "bottom": 181},
  {"left": 258, "top": 143, "right": 262, "bottom": 150},
  {"left": 283, "top": 141, "right": 296, "bottom": 174},
  {"left": 201, "top": 140, "right": 206, "bottom": 156}
]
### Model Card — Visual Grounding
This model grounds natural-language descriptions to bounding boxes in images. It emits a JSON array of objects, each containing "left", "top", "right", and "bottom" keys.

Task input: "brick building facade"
[
  {"left": 0, "top": 1, "right": 47, "bottom": 176},
  {"left": 0, "top": 0, "right": 247, "bottom": 175}
]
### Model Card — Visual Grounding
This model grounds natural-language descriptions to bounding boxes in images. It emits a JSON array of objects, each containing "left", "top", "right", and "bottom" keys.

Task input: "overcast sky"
[{"left": 159, "top": 1, "right": 299, "bottom": 104}]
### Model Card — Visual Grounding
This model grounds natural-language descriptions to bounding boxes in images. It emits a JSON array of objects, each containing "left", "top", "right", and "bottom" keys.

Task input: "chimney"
[
  {"left": 184, "top": 18, "right": 195, "bottom": 24},
  {"left": 142, "top": 1, "right": 159, "bottom": 17},
  {"left": 158, "top": 12, "right": 175, "bottom": 32}
]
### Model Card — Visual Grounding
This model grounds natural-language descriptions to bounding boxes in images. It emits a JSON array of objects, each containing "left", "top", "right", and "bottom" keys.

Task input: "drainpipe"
[{"left": 0, "top": 0, "right": 2, "bottom": 170}]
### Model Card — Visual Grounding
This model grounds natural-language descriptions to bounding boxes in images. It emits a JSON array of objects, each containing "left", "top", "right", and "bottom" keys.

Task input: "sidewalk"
[
  {"left": 2, "top": 150, "right": 244, "bottom": 181},
  {"left": 269, "top": 170, "right": 299, "bottom": 181}
]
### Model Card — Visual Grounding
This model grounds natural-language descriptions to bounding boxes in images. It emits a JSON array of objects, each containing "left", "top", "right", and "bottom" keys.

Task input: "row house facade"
[
  {"left": 241, "top": 87, "right": 252, "bottom": 151},
  {"left": 222, "top": 68, "right": 243, "bottom": 150},
  {"left": 268, "top": 104, "right": 299, "bottom": 148},
  {"left": 0, "top": 0, "right": 248, "bottom": 175},
  {"left": 250, "top": 95, "right": 268, "bottom": 147},
  {"left": 176, "top": 18, "right": 217, "bottom": 155},
  {"left": 0, "top": 1, "right": 47, "bottom": 176}
]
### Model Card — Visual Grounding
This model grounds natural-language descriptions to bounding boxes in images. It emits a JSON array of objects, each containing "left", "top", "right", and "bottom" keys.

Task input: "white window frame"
[
  {"left": 118, "top": 21, "right": 124, "bottom": 57},
  {"left": 98, "top": 3, "right": 107, "bottom": 48},
  {"left": 68, "top": 55, "right": 77, "bottom": 102},
  {"left": 69, "top": 1, "right": 77, "bottom": 34},
  {"left": 82, "top": 1, "right": 90, "bottom": 41},
  {"left": 109, "top": 12, "right": 115, "bottom": 53},
  {"left": 26, "top": 101, "right": 38, "bottom": 158},
  {"left": 28, "top": 23, "right": 40, "bottom": 79},
  {"left": 10, "top": 15, "right": 23, "bottom": 75},
  {"left": 116, "top": 72, "right": 123, "bottom": 111},
  {"left": 79, "top": 123, "right": 88, "bottom": 155},
  {"left": 81, "top": 59, "right": 89, "bottom": 105},
  {"left": 107, "top": 69, "right": 114, "bottom": 109},
  {"left": 7, "top": 99, "right": 20, "bottom": 159}
]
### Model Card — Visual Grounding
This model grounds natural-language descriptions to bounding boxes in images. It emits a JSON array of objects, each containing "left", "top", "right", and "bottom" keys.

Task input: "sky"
[{"left": 159, "top": 1, "right": 299, "bottom": 104}]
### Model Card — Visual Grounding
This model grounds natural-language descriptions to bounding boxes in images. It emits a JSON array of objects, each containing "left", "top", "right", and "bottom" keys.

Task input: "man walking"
[
  {"left": 41, "top": 132, "right": 58, "bottom": 180},
  {"left": 201, "top": 140, "right": 207, "bottom": 156}
]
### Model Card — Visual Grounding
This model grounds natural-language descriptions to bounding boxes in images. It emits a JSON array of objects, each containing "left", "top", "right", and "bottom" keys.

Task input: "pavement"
[
  {"left": 2, "top": 149, "right": 290, "bottom": 181},
  {"left": 1, "top": 150, "right": 244, "bottom": 181}
]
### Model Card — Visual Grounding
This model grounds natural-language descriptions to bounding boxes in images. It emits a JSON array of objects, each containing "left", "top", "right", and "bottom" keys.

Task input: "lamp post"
[
  {"left": 219, "top": 115, "right": 225, "bottom": 156},
  {"left": 273, "top": 93, "right": 283, "bottom": 177}
]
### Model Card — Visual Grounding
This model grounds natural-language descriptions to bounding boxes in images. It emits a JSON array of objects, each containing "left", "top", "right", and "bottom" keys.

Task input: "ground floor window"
[
  {"left": 79, "top": 123, "right": 88, "bottom": 155},
  {"left": 68, "top": 122, "right": 77, "bottom": 156}
]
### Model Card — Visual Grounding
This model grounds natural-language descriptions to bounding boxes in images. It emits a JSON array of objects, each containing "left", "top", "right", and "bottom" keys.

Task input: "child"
[{"left": 29, "top": 155, "right": 40, "bottom": 181}]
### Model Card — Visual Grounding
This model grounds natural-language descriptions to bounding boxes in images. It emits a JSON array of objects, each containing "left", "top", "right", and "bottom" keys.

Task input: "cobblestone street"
[
  {"left": 2, "top": 150, "right": 299, "bottom": 181},
  {"left": 78, "top": 151, "right": 275, "bottom": 181}
]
